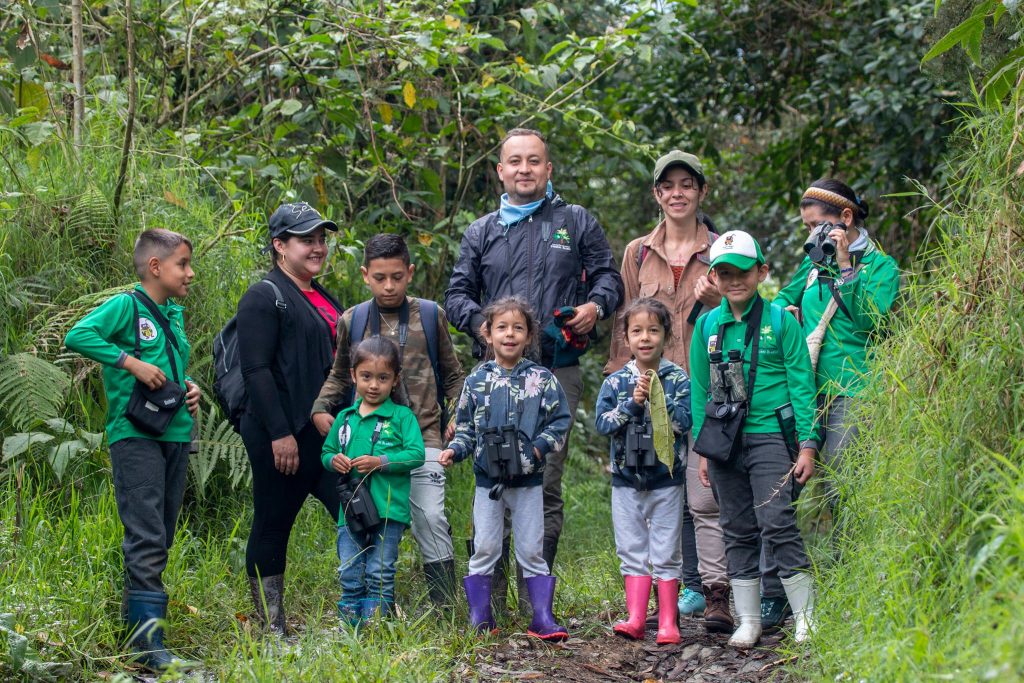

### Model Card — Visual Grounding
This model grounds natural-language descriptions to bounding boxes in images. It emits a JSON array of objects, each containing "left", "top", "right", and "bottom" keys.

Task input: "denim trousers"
[
  {"left": 708, "top": 433, "right": 809, "bottom": 581},
  {"left": 337, "top": 520, "right": 407, "bottom": 605},
  {"left": 109, "top": 438, "right": 189, "bottom": 593}
]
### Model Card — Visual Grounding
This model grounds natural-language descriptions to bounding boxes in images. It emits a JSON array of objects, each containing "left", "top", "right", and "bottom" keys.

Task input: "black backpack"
[{"left": 213, "top": 279, "right": 285, "bottom": 430}]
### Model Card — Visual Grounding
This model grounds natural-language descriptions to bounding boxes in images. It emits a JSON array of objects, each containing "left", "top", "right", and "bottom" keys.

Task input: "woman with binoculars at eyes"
[{"left": 759, "top": 178, "right": 900, "bottom": 628}]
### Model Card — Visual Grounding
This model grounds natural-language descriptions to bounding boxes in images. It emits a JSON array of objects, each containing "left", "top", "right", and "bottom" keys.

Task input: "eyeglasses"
[{"left": 657, "top": 178, "right": 699, "bottom": 192}]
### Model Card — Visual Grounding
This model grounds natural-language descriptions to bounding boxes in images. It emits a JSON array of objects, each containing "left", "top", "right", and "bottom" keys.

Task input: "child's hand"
[
  {"left": 351, "top": 455, "right": 382, "bottom": 474},
  {"left": 632, "top": 373, "right": 651, "bottom": 405},
  {"left": 437, "top": 449, "right": 455, "bottom": 467},
  {"left": 312, "top": 412, "right": 335, "bottom": 437},
  {"left": 698, "top": 455, "right": 711, "bottom": 488},
  {"left": 124, "top": 356, "right": 166, "bottom": 390},
  {"left": 331, "top": 453, "right": 352, "bottom": 474},
  {"left": 444, "top": 418, "right": 456, "bottom": 443},
  {"left": 794, "top": 448, "right": 816, "bottom": 484},
  {"left": 185, "top": 380, "right": 201, "bottom": 417}
]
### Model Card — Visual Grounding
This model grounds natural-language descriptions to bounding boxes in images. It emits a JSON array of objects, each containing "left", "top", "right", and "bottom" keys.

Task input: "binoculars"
[
  {"left": 337, "top": 475, "right": 381, "bottom": 535},
  {"left": 483, "top": 424, "right": 523, "bottom": 499},
  {"left": 624, "top": 415, "right": 657, "bottom": 469},
  {"left": 709, "top": 349, "right": 747, "bottom": 403},
  {"left": 804, "top": 221, "right": 846, "bottom": 265}
]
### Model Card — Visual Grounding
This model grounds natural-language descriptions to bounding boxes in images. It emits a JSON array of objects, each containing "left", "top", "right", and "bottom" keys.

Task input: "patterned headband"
[{"left": 802, "top": 187, "right": 858, "bottom": 212}]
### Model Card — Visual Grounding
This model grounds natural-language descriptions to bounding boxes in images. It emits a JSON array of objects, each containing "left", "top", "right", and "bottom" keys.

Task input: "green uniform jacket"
[
  {"left": 690, "top": 296, "right": 818, "bottom": 444},
  {"left": 64, "top": 285, "right": 194, "bottom": 445},
  {"left": 321, "top": 397, "right": 424, "bottom": 527},
  {"left": 774, "top": 249, "right": 899, "bottom": 397}
]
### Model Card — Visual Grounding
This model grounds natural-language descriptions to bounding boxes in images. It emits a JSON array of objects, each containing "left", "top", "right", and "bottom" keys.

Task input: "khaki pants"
[{"left": 686, "top": 446, "right": 729, "bottom": 585}]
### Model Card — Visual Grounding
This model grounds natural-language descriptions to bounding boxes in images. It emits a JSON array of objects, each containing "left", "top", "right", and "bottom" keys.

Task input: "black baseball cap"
[{"left": 267, "top": 202, "right": 338, "bottom": 240}]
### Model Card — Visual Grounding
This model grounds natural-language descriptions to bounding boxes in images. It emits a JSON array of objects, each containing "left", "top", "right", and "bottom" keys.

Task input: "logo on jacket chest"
[
  {"left": 550, "top": 226, "right": 572, "bottom": 252},
  {"left": 138, "top": 318, "right": 159, "bottom": 342}
]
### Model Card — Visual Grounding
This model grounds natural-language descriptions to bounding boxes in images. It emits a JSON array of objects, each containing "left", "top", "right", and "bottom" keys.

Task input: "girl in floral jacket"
[
  {"left": 596, "top": 297, "right": 692, "bottom": 644},
  {"left": 439, "top": 297, "right": 570, "bottom": 640}
]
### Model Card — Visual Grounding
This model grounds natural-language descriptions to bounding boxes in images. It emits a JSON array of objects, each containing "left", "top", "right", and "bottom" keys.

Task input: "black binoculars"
[
  {"left": 804, "top": 221, "right": 846, "bottom": 264},
  {"left": 337, "top": 474, "right": 381, "bottom": 535},
  {"left": 624, "top": 415, "right": 657, "bottom": 469},
  {"left": 483, "top": 424, "right": 522, "bottom": 500}
]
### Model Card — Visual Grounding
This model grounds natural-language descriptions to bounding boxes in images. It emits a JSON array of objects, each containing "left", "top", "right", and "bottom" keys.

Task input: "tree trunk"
[
  {"left": 112, "top": 0, "right": 136, "bottom": 219},
  {"left": 71, "top": 0, "right": 84, "bottom": 146}
]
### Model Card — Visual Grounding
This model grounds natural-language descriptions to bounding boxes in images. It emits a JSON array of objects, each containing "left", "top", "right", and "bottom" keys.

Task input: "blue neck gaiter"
[{"left": 499, "top": 181, "right": 554, "bottom": 228}]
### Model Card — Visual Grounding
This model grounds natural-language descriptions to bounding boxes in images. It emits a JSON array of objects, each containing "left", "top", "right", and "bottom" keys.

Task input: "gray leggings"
[{"left": 468, "top": 485, "right": 548, "bottom": 578}]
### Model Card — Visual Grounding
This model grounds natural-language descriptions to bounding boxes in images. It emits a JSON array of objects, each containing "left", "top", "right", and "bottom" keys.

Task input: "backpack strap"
[
  {"left": 261, "top": 278, "right": 286, "bottom": 311},
  {"left": 700, "top": 307, "right": 722, "bottom": 350},
  {"left": 349, "top": 301, "right": 371, "bottom": 347},
  {"left": 769, "top": 302, "right": 784, "bottom": 343},
  {"left": 418, "top": 299, "right": 446, "bottom": 421}
]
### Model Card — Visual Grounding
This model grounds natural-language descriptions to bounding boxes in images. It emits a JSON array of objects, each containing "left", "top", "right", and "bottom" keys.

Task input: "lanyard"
[{"left": 339, "top": 414, "right": 385, "bottom": 457}]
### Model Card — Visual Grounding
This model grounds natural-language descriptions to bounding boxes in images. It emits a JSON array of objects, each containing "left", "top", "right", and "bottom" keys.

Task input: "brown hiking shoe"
[{"left": 702, "top": 583, "right": 734, "bottom": 634}]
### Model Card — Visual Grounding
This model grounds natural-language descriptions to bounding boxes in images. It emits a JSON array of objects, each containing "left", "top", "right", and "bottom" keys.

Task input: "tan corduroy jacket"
[{"left": 604, "top": 220, "right": 716, "bottom": 376}]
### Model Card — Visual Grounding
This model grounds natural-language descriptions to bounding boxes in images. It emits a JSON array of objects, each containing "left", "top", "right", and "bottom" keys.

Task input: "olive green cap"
[{"left": 653, "top": 150, "right": 704, "bottom": 184}]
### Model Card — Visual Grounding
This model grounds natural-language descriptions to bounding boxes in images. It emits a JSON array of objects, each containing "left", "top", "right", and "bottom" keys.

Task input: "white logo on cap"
[{"left": 288, "top": 203, "right": 315, "bottom": 217}]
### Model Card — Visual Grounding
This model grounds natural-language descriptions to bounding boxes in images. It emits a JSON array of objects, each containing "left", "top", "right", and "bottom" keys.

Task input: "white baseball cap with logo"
[{"left": 708, "top": 230, "right": 766, "bottom": 272}]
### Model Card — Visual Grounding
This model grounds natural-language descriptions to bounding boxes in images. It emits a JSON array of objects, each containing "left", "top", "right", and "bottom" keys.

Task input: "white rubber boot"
[
  {"left": 728, "top": 578, "right": 762, "bottom": 649},
  {"left": 781, "top": 572, "right": 816, "bottom": 643}
]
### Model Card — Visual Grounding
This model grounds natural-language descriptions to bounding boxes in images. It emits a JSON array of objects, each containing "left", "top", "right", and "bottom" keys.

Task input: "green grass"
[{"left": 795, "top": 99, "right": 1024, "bottom": 680}]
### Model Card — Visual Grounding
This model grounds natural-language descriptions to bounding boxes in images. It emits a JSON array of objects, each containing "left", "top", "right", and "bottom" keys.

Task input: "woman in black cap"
[{"left": 236, "top": 202, "right": 344, "bottom": 634}]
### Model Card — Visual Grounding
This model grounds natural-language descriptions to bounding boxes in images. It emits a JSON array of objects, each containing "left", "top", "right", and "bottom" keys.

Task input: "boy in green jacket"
[
  {"left": 689, "top": 230, "right": 818, "bottom": 650},
  {"left": 64, "top": 228, "right": 201, "bottom": 671},
  {"left": 321, "top": 336, "right": 425, "bottom": 626}
]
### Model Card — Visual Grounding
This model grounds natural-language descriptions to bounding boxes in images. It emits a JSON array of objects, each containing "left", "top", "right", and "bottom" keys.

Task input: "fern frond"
[
  {"left": 192, "top": 406, "right": 251, "bottom": 496},
  {"left": 34, "top": 283, "right": 135, "bottom": 357},
  {"left": 0, "top": 353, "right": 71, "bottom": 431}
]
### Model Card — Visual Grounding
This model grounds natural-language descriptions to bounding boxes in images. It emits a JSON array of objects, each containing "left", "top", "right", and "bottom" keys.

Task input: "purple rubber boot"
[
  {"left": 463, "top": 574, "right": 497, "bottom": 633},
  {"left": 525, "top": 575, "right": 568, "bottom": 641}
]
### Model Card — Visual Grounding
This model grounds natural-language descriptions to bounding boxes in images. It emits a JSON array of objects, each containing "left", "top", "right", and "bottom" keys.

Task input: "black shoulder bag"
[
  {"left": 335, "top": 417, "right": 384, "bottom": 534},
  {"left": 124, "top": 292, "right": 187, "bottom": 436},
  {"left": 693, "top": 297, "right": 764, "bottom": 464}
]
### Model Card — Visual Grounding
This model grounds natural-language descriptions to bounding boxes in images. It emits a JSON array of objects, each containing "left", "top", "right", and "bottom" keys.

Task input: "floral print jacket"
[
  {"left": 595, "top": 358, "right": 692, "bottom": 491},
  {"left": 448, "top": 358, "right": 570, "bottom": 488}
]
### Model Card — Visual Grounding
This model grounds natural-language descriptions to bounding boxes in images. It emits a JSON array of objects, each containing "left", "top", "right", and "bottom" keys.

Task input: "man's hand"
[
  {"left": 184, "top": 380, "right": 201, "bottom": 417},
  {"left": 438, "top": 449, "right": 455, "bottom": 467},
  {"left": 785, "top": 305, "right": 802, "bottom": 324},
  {"left": 632, "top": 373, "right": 651, "bottom": 406},
  {"left": 698, "top": 455, "right": 711, "bottom": 488},
  {"left": 331, "top": 453, "right": 352, "bottom": 474},
  {"left": 566, "top": 301, "right": 599, "bottom": 335},
  {"left": 694, "top": 275, "right": 722, "bottom": 308},
  {"left": 312, "top": 412, "right": 335, "bottom": 437},
  {"left": 794, "top": 448, "right": 816, "bottom": 484},
  {"left": 124, "top": 356, "right": 166, "bottom": 390},
  {"left": 272, "top": 435, "right": 300, "bottom": 475},
  {"left": 351, "top": 455, "right": 383, "bottom": 474}
]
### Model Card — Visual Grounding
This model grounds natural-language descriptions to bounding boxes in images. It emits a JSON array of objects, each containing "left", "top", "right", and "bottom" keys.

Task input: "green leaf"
[
  {"left": 2, "top": 432, "right": 55, "bottom": 461},
  {"left": 279, "top": 99, "right": 303, "bottom": 116},
  {"left": 273, "top": 122, "right": 299, "bottom": 140},
  {"left": 921, "top": 14, "right": 985, "bottom": 63},
  {"left": 48, "top": 439, "right": 87, "bottom": 481}
]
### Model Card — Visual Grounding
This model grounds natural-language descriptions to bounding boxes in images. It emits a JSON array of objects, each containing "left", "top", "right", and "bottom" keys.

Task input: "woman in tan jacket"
[{"left": 605, "top": 150, "right": 732, "bottom": 634}]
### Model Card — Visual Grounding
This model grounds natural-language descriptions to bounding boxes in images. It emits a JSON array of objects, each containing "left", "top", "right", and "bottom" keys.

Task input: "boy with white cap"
[{"left": 689, "top": 230, "right": 819, "bottom": 649}]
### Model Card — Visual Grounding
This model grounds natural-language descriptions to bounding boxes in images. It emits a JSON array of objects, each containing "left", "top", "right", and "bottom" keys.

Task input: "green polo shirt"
[
  {"left": 775, "top": 250, "right": 900, "bottom": 398},
  {"left": 690, "top": 296, "right": 818, "bottom": 443},
  {"left": 64, "top": 285, "right": 194, "bottom": 445},
  {"left": 321, "top": 397, "right": 424, "bottom": 527}
]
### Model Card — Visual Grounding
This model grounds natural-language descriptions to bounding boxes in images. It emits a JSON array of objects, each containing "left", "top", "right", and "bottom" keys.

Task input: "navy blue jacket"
[{"left": 444, "top": 195, "right": 623, "bottom": 366}]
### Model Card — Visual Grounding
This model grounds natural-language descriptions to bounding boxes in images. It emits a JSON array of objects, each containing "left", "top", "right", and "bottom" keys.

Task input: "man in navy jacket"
[{"left": 445, "top": 127, "right": 623, "bottom": 573}]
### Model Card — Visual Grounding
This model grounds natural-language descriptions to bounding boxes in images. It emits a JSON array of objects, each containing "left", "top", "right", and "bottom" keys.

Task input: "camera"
[
  {"left": 337, "top": 474, "right": 381, "bottom": 535},
  {"left": 803, "top": 221, "right": 845, "bottom": 265},
  {"left": 483, "top": 424, "right": 523, "bottom": 481},
  {"left": 624, "top": 414, "right": 657, "bottom": 469}
]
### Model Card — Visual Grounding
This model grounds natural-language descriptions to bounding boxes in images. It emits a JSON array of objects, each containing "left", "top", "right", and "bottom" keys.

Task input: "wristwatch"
[{"left": 592, "top": 302, "right": 605, "bottom": 320}]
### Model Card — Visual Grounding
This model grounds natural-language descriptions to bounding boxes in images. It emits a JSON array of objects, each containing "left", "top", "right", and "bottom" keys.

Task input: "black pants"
[
  {"left": 110, "top": 438, "right": 190, "bottom": 593},
  {"left": 241, "top": 416, "right": 340, "bottom": 577}
]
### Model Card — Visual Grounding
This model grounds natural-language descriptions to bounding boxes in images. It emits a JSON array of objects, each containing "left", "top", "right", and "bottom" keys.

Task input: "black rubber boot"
[
  {"left": 125, "top": 590, "right": 196, "bottom": 672},
  {"left": 248, "top": 574, "right": 286, "bottom": 635},
  {"left": 423, "top": 559, "right": 457, "bottom": 606}
]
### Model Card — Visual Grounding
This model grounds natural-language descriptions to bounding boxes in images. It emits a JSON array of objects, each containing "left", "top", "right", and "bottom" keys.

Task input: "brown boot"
[{"left": 702, "top": 583, "right": 734, "bottom": 634}]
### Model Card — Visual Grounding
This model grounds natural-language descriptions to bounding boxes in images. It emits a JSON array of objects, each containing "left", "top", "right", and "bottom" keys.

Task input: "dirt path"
[{"left": 452, "top": 617, "right": 794, "bottom": 683}]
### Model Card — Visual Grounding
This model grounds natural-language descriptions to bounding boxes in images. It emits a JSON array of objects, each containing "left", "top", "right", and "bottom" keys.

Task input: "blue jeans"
[{"left": 337, "top": 520, "right": 406, "bottom": 606}]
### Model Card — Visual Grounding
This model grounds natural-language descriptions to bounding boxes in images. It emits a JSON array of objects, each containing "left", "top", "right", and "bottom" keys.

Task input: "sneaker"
[
  {"left": 678, "top": 587, "right": 706, "bottom": 616},
  {"left": 761, "top": 595, "right": 792, "bottom": 632}
]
